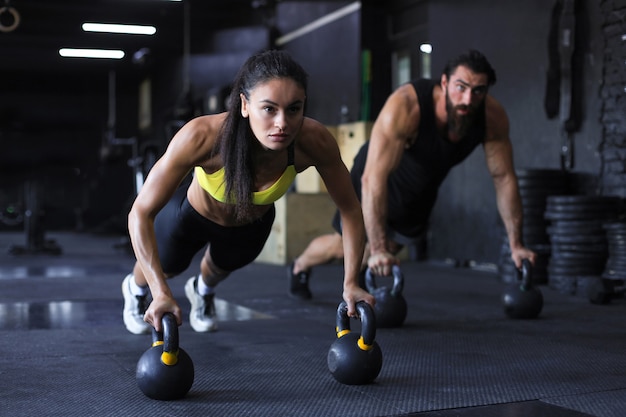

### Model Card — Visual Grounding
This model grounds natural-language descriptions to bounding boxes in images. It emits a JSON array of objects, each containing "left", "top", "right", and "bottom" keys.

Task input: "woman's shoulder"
[
  {"left": 294, "top": 117, "right": 341, "bottom": 169},
  {"left": 299, "top": 117, "right": 335, "bottom": 140},
  {"left": 184, "top": 113, "right": 228, "bottom": 132},
  {"left": 166, "top": 113, "right": 228, "bottom": 163},
  {"left": 173, "top": 114, "right": 228, "bottom": 146}
]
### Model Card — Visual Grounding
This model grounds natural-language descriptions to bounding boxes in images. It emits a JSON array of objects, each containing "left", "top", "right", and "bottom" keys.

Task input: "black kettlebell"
[
  {"left": 502, "top": 259, "right": 543, "bottom": 319},
  {"left": 365, "top": 265, "right": 408, "bottom": 328},
  {"left": 136, "top": 313, "right": 194, "bottom": 400},
  {"left": 327, "top": 301, "right": 383, "bottom": 385}
]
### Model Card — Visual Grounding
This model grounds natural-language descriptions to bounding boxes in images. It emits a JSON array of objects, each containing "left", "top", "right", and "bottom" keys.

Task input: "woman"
[{"left": 122, "top": 49, "right": 372, "bottom": 334}]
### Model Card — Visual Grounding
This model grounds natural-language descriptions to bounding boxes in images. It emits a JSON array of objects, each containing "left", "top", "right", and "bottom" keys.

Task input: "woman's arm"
[
  {"left": 128, "top": 116, "right": 217, "bottom": 328},
  {"left": 299, "top": 119, "right": 374, "bottom": 317}
]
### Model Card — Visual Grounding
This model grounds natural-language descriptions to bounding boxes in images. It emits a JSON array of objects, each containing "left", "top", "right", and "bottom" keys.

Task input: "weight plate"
[
  {"left": 552, "top": 244, "right": 607, "bottom": 254},
  {"left": 523, "top": 207, "right": 548, "bottom": 217},
  {"left": 605, "top": 260, "right": 626, "bottom": 270},
  {"left": 517, "top": 176, "right": 567, "bottom": 187},
  {"left": 546, "top": 202, "right": 620, "bottom": 212},
  {"left": 605, "top": 254, "right": 626, "bottom": 262},
  {"left": 545, "top": 211, "right": 618, "bottom": 221},
  {"left": 516, "top": 168, "right": 568, "bottom": 179},
  {"left": 530, "top": 244, "right": 553, "bottom": 253},
  {"left": 604, "top": 223, "right": 626, "bottom": 232},
  {"left": 549, "top": 219, "right": 604, "bottom": 228},
  {"left": 602, "top": 270, "right": 626, "bottom": 280},
  {"left": 549, "top": 234, "right": 607, "bottom": 244},
  {"left": 552, "top": 247, "right": 608, "bottom": 261},
  {"left": 549, "top": 258, "right": 605, "bottom": 269},
  {"left": 608, "top": 245, "right": 626, "bottom": 254},
  {"left": 548, "top": 275, "right": 577, "bottom": 295},
  {"left": 549, "top": 263, "right": 606, "bottom": 274},
  {"left": 519, "top": 187, "right": 567, "bottom": 197},
  {"left": 547, "top": 226, "right": 605, "bottom": 236},
  {"left": 523, "top": 224, "right": 548, "bottom": 233},
  {"left": 546, "top": 195, "right": 622, "bottom": 205}
]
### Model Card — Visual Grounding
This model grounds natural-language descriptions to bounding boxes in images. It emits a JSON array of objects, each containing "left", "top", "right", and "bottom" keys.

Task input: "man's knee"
[{"left": 328, "top": 233, "right": 345, "bottom": 259}]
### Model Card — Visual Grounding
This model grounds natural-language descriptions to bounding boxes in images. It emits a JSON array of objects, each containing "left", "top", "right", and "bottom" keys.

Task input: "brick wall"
[{"left": 599, "top": 0, "right": 626, "bottom": 197}]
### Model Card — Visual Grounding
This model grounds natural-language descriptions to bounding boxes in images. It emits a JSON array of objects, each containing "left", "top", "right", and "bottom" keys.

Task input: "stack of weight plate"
[
  {"left": 498, "top": 169, "right": 568, "bottom": 285},
  {"left": 545, "top": 195, "right": 622, "bottom": 295},
  {"left": 602, "top": 221, "right": 626, "bottom": 281}
]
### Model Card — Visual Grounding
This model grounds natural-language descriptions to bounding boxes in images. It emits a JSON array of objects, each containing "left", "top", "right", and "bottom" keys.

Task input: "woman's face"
[{"left": 240, "top": 77, "right": 306, "bottom": 151}]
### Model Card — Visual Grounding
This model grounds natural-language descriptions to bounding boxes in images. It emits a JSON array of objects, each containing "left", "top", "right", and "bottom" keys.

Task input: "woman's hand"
[{"left": 143, "top": 293, "right": 183, "bottom": 332}]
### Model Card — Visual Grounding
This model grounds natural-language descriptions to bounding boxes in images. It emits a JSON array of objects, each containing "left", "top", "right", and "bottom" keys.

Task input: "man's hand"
[
  {"left": 510, "top": 246, "right": 537, "bottom": 269},
  {"left": 367, "top": 250, "right": 399, "bottom": 277}
]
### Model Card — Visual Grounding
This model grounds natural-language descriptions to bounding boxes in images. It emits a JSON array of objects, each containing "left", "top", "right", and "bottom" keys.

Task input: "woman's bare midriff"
[{"left": 186, "top": 178, "right": 273, "bottom": 227}]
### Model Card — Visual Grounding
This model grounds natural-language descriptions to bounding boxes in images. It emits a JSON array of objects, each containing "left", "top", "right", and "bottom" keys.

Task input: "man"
[{"left": 288, "top": 49, "right": 536, "bottom": 299}]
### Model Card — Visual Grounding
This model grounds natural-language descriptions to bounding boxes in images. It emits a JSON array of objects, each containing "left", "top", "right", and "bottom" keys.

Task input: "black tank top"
[{"left": 350, "top": 79, "right": 486, "bottom": 237}]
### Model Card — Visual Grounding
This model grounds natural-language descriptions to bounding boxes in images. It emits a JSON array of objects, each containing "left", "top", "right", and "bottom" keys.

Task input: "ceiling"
[{"left": 0, "top": 0, "right": 263, "bottom": 80}]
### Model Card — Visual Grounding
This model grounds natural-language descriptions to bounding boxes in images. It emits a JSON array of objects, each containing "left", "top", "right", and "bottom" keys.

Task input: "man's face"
[{"left": 442, "top": 65, "right": 488, "bottom": 137}]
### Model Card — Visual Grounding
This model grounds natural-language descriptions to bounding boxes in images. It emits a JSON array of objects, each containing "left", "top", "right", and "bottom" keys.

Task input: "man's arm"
[
  {"left": 483, "top": 96, "right": 536, "bottom": 268},
  {"left": 361, "top": 84, "right": 420, "bottom": 276}
]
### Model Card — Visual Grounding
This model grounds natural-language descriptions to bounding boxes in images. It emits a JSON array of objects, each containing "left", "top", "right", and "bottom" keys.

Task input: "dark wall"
[
  {"left": 275, "top": 1, "right": 362, "bottom": 125},
  {"left": 426, "top": 0, "right": 606, "bottom": 264}
]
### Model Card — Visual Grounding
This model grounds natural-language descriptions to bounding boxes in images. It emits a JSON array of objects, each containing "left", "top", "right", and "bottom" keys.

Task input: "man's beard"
[{"left": 445, "top": 93, "right": 480, "bottom": 139}]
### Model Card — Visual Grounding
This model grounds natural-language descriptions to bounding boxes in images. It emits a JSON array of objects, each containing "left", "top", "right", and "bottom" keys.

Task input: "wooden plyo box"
[
  {"left": 336, "top": 121, "right": 373, "bottom": 171},
  {"left": 256, "top": 192, "right": 336, "bottom": 265},
  {"left": 295, "top": 122, "right": 373, "bottom": 194}
]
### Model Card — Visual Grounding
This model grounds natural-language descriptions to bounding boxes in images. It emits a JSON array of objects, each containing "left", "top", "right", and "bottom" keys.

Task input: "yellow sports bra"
[{"left": 195, "top": 143, "right": 297, "bottom": 205}]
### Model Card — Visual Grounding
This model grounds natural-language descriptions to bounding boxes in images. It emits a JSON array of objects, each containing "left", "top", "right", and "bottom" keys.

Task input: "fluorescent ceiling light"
[
  {"left": 420, "top": 44, "right": 432, "bottom": 54},
  {"left": 59, "top": 48, "right": 125, "bottom": 59},
  {"left": 82, "top": 23, "right": 156, "bottom": 35}
]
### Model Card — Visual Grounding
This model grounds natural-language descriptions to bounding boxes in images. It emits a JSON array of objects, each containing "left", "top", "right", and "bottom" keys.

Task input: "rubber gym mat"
[{"left": 1, "top": 232, "right": 626, "bottom": 416}]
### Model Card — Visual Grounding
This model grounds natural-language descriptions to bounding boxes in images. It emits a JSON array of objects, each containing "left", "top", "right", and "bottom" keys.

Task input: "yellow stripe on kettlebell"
[
  {"left": 161, "top": 350, "right": 179, "bottom": 366},
  {"left": 152, "top": 340, "right": 164, "bottom": 348},
  {"left": 357, "top": 336, "right": 373, "bottom": 351},
  {"left": 336, "top": 329, "right": 351, "bottom": 338}
]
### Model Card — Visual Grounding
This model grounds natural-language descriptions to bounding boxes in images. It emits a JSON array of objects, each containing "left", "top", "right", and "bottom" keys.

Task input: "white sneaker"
[
  {"left": 185, "top": 276, "right": 218, "bottom": 332},
  {"left": 122, "top": 274, "right": 151, "bottom": 335}
]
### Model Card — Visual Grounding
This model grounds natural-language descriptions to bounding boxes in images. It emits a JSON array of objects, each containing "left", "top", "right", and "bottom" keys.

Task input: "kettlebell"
[
  {"left": 136, "top": 313, "right": 195, "bottom": 400},
  {"left": 365, "top": 265, "right": 408, "bottom": 328},
  {"left": 327, "top": 301, "right": 383, "bottom": 385},
  {"left": 502, "top": 259, "right": 543, "bottom": 319}
]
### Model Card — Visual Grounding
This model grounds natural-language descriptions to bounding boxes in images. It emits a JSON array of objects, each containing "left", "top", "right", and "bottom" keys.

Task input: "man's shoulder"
[
  {"left": 484, "top": 95, "right": 508, "bottom": 123},
  {"left": 483, "top": 95, "right": 509, "bottom": 141}
]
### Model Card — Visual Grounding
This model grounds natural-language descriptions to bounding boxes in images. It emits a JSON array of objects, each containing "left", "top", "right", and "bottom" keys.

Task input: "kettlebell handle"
[
  {"left": 150, "top": 313, "right": 180, "bottom": 366},
  {"left": 517, "top": 259, "right": 533, "bottom": 291},
  {"left": 335, "top": 301, "right": 377, "bottom": 351},
  {"left": 365, "top": 265, "right": 404, "bottom": 296}
]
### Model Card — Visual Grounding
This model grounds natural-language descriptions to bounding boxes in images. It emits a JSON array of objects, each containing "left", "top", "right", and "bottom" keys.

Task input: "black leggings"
[{"left": 154, "top": 186, "right": 275, "bottom": 274}]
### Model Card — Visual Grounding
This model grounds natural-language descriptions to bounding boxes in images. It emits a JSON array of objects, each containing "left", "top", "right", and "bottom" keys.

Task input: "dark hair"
[
  {"left": 442, "top": 49, "right": 497, "bottom": 86},
  {"left": 214, "top": 49, "right": 308, "bottom": 221}
]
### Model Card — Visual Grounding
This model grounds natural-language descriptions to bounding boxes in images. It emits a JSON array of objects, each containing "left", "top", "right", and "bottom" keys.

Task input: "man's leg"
[{"left": 288, "top": 232, "right": 344, "bottom": 299}]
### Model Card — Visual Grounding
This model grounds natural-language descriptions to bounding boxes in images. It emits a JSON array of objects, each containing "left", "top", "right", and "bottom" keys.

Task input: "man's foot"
[
  {"left": 185, "top": 276, "right": 218, "bottom": 332},
  {"left": 288, "top": 262, "right": 312, "bottom": 300},
  {"left": 121, "top": 274, "right": 151, "bottom": 335}
]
